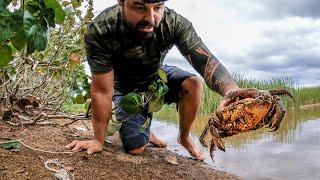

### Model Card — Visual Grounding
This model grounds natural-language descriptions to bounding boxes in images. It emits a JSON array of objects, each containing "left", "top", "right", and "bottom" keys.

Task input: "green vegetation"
[
  {"left": 198, "top": 75, "right": 320, "bottom": 115},
  {"left": 154, "top": 75, "right": 320, "bottom": 123},
  {"left": 63, "top": 75, "right": 320, "bottom": 116},
  {"left": 1, "top": 0, "right": 93, "bottom": 118},
  {"left": 62, "top": 103, "right": 86, "bottom": 114},
  {"left": 153, "top": 76, "right": 320, "bottom": 147}
]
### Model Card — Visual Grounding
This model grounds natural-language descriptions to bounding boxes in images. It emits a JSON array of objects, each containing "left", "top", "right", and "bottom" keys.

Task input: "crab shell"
[{"left": 216, "top": 90, "right": 274, "bottom": 135}]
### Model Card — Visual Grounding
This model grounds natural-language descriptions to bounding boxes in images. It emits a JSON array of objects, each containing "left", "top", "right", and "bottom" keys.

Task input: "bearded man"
[{"left": 66, "top": 0, "right": 256, "bottom": 160}]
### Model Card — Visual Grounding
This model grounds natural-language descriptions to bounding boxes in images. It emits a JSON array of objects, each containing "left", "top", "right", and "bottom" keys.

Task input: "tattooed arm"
[
  {"left": 167, "top": 9, "right": 260, "bottom": 114},
  {"left": 186, "top": 44, "right": 239, "bottom": 96},
  {"left": 172, "top": 11, "right": 239, "bottom": 96}
]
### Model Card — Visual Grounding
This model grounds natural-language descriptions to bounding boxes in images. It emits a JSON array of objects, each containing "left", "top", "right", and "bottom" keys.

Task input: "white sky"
[{"left": 90, "top": 0, "right": 320, "bottom": 87}]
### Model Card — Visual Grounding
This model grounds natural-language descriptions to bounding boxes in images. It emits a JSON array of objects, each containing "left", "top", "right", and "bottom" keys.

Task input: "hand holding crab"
[{"left": 199, "top": 88, "right": 295, "bottom": 160}]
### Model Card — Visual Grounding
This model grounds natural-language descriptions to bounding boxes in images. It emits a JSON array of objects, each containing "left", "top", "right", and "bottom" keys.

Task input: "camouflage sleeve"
[
  {"left": 174, "top": 14, "right": 238, "bottom": 96},
  {"left": 84, "top": 23, "right": 113, "bottom": 74}
]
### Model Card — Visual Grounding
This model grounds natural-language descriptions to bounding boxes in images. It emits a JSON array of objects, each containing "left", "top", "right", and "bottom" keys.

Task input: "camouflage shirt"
[{"left": 85, "top": 5, "right": 204, "bottom": 93}]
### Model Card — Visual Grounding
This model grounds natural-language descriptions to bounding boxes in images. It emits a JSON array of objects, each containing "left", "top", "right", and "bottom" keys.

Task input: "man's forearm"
[
  {"left": 91, "top": 92, "right": 113, "bottom": 144},
  {"left": 186, "top": 45, "right": 239, "bottom": 96}
]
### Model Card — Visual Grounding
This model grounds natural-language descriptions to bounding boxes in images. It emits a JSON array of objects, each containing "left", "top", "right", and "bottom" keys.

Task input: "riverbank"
[{"left": 0, "top": 119, "right": 239, "bottom": 179}]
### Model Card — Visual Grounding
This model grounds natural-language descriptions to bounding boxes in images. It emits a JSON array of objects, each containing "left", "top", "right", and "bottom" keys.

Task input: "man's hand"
[
  {"left": 65, "top": 139, "right": 103, "bottom": 154},
  {"left": 216, "top": 88, "right": 259, "bottom": 115}
]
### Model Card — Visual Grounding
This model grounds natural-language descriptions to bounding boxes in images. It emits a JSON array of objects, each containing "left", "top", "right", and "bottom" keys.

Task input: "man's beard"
[
  {"left": 134, "top": 20, "right": 157, "bottom": 39},
  {"left": 123, "top": 18, "right": 157, "bottom": 40}
]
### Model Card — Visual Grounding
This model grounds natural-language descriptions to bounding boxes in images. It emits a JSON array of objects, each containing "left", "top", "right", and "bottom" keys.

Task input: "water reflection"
[{"left": 152, "top": 106, "right": 320, "bottom": 179}]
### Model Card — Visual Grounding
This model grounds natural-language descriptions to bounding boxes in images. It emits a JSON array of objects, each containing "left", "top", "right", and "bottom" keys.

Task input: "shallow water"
[{"left": 151, "top": 107, "right": 320, "bottom": 180}]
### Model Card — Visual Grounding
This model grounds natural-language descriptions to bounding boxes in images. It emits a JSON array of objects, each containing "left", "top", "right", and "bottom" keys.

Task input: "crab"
[{"left": 199, "top": 89, "right": 294, "bottom": 160}]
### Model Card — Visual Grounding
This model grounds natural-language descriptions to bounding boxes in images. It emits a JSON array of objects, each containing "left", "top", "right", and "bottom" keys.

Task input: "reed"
[
  {"left": 156, "top": 75, "right": 320, "bottom": 118},
  {"left": 198, "top": 75, "right": 320, "bottom": 114}
]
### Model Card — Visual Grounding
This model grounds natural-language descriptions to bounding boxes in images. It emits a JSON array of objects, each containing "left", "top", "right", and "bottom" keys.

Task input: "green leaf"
[
  {"left": 44, "top": 8, "right": 56, "bottom": 28},
  {"left": 0, "top": 140, "right": 21, "bottom": 150},
  {"left": 44, "top": 0, "right": 66, "bottom": 24},
  {"left": 148, "top": 82, "right": 157, "bottom": 92},
  {"left": 26, "top": 24, "right": 37, "bottom": 54},
  {"left": 0, "top": 44, "right": 13, "bottom": 67},
  {"left": 148, "top": 97, "right": 164, "bottom": 113},
  {"left": 119, "top": 93, "right": 143, "bottom": 115},
  {"left": 0, "top": 9, "right": 23, "bottom": 41},
  {"left": 11, "top": 28, "right": 26, "bottom": 51},
  {"left": 25, "top": 1, "right": 41, "bottom": 15},
  {"left": 158, "top": 69, "right": 168, "bottom": 83},
  {"left": 154, "top": 80, "right": 169, "bottom": 100},
  {"left": 23, "top": 10, "right": 36, "bottom": 29},
  {"left": 0, "top": 0, "right": 11, "bottom": 13},
  {"left": 23, "top": 11, "right": 36, "bottom": 54},
  {"left": 139, "top": 117, "right": 151, "bottom": 132},
  {"left": 33, "top": 25, "right": 48, "bottom": 51},
  {"left": 26, "top": 22, "right": 49, "bottom": 54}
]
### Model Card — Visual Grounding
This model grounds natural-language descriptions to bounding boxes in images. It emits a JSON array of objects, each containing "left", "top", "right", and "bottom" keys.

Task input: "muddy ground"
[{"left": 0, "top": 119, "right": 239, "bottom": 180}]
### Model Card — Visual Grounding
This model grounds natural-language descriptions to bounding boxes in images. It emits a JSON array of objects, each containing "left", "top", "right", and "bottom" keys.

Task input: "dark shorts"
[{"left": 113, "top": 64, "right": 196, "bottom": 152}]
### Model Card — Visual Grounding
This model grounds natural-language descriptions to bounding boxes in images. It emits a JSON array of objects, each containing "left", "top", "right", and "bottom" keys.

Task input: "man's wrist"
[{"left": 222, "top": 85, "right": 240, "bottom": 97}]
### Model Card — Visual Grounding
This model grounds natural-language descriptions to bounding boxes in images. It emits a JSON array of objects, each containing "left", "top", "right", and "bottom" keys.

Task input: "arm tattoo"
[{"left": 186, "top": 45, "right": 237, "bottom": 95}]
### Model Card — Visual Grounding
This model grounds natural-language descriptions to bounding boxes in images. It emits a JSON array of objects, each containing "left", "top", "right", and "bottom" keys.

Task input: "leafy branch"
[{"left": 119, "top": 69, "right": 169, "bottom": 116}]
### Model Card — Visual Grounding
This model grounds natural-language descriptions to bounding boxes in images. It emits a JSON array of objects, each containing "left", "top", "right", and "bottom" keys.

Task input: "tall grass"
[
  {"left": 197, "top": 75, "right": 320, "bottom": 115},
  {"left": 63, "top": 75, "right": 320, "bottom": 117},
  {"left": 155, "top": 75, "right": 320, "bottom": 125}
]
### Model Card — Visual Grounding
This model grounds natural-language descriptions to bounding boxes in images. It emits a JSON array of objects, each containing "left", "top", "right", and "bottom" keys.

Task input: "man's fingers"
[
  {"left": 71, "top": 142, "right": 84, "bottom": 152},
  {"left": 87, "top": 146, "right": 101, "bottom": 155},
  {"left": 227, "top": 88, "right": 259, "bottom": 99},
  {"left": 216, "top": 98, "right": 232, "bottom": 113},
  {"left": 65, "top": 140, "right": 78, "bottom": 150},
  {"left": 65, "top": 140, "right": 101, "bottom": 153},
  {"left": 240, "top": 88, "right": 259, "bottom": 98}
]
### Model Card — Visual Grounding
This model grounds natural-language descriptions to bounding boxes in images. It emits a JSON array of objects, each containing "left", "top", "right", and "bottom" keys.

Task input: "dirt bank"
[{"left": 0, "top": 119, "right": 239, "bottom": 180}]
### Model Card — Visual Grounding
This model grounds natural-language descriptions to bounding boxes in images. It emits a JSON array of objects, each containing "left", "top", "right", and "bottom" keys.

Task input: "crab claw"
[
  {"left": 199, "top": 120, "right": 211, "bottom": 148},
  {"left": 269, "top": 98, "right": 286, "bottom": 132},
  {"left": 210, "top": 126, "right": 225, "bottom": 152},
  {"left": 209, "top": 139, "right": 216, "bottom": 160}
]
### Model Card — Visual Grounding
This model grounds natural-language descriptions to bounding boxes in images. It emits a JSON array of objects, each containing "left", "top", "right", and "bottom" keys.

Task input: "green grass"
[
  {"left": 62, "top": 75, "right": 320, "bottom": 116},
  {"left": 62, "top": 103, "right": 86, "bottom": 114},
  {"left": 198, "top": 75, "right": 320, "bottom": 114}
]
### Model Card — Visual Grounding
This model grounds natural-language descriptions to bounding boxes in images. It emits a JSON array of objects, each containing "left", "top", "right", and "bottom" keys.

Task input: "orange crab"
[{"left": 199, "top": 89, "right": 294, "bottom": 160}]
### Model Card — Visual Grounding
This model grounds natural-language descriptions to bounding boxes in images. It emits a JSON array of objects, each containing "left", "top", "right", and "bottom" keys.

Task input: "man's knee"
[
  {"left": 128, "top": 146, "right": 145, "bottom": 155},
  {"left": 121, "top": 133, "right": 149, "bottom": 155},
  {"left": 181, "top": 76, "right": 203, "bottom": 96}
]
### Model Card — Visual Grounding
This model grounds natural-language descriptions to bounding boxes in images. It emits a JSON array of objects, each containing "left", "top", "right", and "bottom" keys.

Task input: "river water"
[{"left": 151, "top": 107, "right": 320, "bottom": 180}]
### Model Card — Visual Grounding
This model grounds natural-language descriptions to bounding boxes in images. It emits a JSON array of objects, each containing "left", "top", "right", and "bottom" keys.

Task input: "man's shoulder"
[
  {"left": 162, "top": 7, "right": 177, "bottom": 25},
  {"left": 162, "top": 7, "right": 191, "bottom": 32},
  {"left": 89, "top": 5, "right": 119, "bottom": 36}
]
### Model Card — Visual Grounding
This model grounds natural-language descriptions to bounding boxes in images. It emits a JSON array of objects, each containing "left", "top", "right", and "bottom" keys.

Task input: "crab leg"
[
  {"left": 269, "top": 97, "right": 286, "bottom": 131},
  {"left": 209, "top": 126, "right": 225, "bottom": 160},
  {"left": 199, "top": 119, "right": 211, "bottom": 148},
  {"left": 269, "top": 89, "right": 295, "bottom": 102},
  {"left": 210, "top": 126, "right": 225, "bottom": 152},
  {"left": 209, "top": 139, "right": 216, "bottom": 160}
]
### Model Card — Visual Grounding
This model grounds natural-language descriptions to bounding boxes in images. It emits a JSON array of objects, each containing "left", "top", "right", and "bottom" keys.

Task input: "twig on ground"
[{"left": 0, "top": 139, "right": 79, "bottom": 154}]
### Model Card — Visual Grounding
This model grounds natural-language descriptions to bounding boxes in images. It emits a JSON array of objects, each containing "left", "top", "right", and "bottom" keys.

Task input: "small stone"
[
  {"left": 164, "top": 154, "right": 178, "bottom": 165},
  {"left": 65, "top": 165, "right": 74, "bottom": 172}
]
